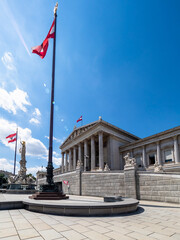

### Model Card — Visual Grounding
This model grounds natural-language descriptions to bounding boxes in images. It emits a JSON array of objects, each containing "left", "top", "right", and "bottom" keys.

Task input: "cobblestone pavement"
[{"left": 0, "top": 200, "right": 180, "bottom": 240}]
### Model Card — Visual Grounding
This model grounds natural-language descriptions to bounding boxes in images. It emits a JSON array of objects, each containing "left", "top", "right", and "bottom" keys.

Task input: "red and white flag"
[
  {"left": 77, "top": 116, "right": 82, "bottom": 123},
  {"left": 6, "top": 133, "right": 17, "bottom": 143},
  {"left": 32, "top": 19, "right": 55, "bottom": 59},
  {"left": 63, "top": 180, "right": 69, "bottom": 185}
]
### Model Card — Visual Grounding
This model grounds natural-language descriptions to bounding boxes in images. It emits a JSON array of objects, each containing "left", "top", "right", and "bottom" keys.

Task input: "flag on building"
[
  {"left": 32, "top": 19, "right": 55, "bottom": 59},
  {"left": 63, "top": 180, "right": 69, "bottom": 185},
  {"left": 6, "top": 133, "right": 17, "bottom": 143},
  {"left": 77, "top": 116, "right": 82, "bottom": 123}
]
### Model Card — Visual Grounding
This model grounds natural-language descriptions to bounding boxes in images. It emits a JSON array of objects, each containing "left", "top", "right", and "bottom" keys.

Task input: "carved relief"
[{"left": 62, "top": 122, "right": 97, "bottom": 146}]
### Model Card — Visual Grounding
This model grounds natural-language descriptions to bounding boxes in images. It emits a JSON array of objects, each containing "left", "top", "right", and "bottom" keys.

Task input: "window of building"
[
  {"left": 149, "top": 154, "right": 155, "bottom": 165},
  {"left": 164, "top": 149, "right": 173, "bottom": 163}
]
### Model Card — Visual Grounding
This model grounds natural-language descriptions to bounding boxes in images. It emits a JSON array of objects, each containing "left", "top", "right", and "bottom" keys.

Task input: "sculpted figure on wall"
[
  {"left": 154, "top": 160, "right": 163, "bottom": 172},
  {"left": 124, "top": 153, "right": 136, "bottom": 168},
  {"left": 104, "top": 163, "right": 110, "bottom": 171}
]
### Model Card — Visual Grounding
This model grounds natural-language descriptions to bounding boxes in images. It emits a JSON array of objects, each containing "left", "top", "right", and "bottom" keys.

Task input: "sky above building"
[{"left": 0, "top": 0, "right": 179, "bottom": 175}]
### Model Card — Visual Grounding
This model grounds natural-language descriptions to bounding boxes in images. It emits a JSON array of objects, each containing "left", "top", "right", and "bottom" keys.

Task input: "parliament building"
[
  {"left": 60, "top": 116, "right": 180, "bottom": 173},
  {"left": 37, "top": 117, "right": 180, "bottom": 204}
]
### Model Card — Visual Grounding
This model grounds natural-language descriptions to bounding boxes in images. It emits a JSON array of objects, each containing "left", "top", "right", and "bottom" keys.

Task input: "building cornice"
[{"left": 119, "top": 125, "right": 180, "bottom": 152}]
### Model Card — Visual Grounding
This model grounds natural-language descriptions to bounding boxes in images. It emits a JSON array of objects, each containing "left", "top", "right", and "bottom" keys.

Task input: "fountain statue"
[{"left": 7, "top": 141, "right": 36, "bottom": 193}]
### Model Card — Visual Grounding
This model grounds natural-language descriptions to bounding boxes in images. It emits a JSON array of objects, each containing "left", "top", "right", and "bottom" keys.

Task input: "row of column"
[
  {"left": 61, "top": 132, "right": 104, "bottom": 173},
  {"left": 142, "top": 135, "right": 180, "bottom": 167}
]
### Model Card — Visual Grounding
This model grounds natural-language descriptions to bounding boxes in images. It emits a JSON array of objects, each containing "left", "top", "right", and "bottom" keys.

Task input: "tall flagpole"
[
  {"left": 46, "top": 2, "right": 58, "bottom": 188},
  {"left": 13, "top": 128, "right": 18, "bottom": 176},
  {"left": 30, "top": 2, "right": 68, "bottom": 199}
]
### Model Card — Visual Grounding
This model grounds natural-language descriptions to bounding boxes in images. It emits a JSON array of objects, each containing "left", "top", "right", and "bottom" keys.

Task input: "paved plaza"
[{"left": 0, "top": 195, "right": 180, "bottom": 240}]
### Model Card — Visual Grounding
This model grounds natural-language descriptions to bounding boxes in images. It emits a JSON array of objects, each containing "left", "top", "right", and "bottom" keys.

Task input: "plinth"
[{"left": 29, "top": 184, "right": 69, "bottom": 200}]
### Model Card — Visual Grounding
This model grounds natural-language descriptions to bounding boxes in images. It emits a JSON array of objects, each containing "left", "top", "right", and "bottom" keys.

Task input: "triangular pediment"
[
  {"left": 61, "top": 121, "right": 98, "bottom": 147},
  {"left": 60, "top": 119, "right": 140, "bottom": 150}
]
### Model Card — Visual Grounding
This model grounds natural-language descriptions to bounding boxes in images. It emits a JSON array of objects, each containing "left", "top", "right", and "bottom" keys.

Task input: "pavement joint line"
[
  {"left": 8, "top": 209, "right": 21, "bottom": 240},
  {"left": 12, "top": 209, "right": 47, "bottom": 240}
]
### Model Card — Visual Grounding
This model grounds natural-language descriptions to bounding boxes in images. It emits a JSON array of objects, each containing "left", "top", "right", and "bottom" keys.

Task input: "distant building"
[{"left": 0, "top": 170, "right": 13, "bottom": 178}]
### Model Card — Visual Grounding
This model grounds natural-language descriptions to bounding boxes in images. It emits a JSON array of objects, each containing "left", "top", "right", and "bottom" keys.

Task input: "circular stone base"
[{"left": 23, "top": 197, "right": 139, "bottom": 216}]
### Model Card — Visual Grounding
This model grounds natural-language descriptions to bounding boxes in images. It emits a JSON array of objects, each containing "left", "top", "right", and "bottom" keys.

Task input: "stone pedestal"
[
  {"left": 29, "top": 192, "right": 69, "bottom": 200},
  {"left": 124, "top": 153, "right": 137, "bottom": 199},
  {"left": 124, "top": 166, "right": 137, "bottom": 199}
]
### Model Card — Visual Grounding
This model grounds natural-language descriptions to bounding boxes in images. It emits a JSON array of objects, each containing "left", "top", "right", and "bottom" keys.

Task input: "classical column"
[
  {"left": 130, "top": 150, "right": 133, "bottom": 157},
  {"left": 69, "top": 149, "right": 72, "bottom": 171},
  {"left": 78, "top": 143, "right": 82, "bottom": 166},
  {"left": 174, "top": 136, "right": 180, "bottom": 163},
  {"left": 157, "top": 141, "right": 161, "bottom": 165},
  {"left": 61, "top": 152, "right": 64, "bottom": 173},
  {"left": 84, "top": 140, "right": 88, "bottom": 171},
  {"left": 142, "top": 146, "right": 147, "bottom": 168},
  {"left": 119, "top": 153, "right": 123, "bottom": 170},
  {"left": 73, "top": 146, "right": 76, "bottom": 170},
  {"left": 65, "top": 151, "right": 68, "bottom": 172},
  {"left": 99, "top": 132, "right": 104, "bottom": 170},
  {"left": 91, "top": 136, "right": 95, "bottom": 170}
]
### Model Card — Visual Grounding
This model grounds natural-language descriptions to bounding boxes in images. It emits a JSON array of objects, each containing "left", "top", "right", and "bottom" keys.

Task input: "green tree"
[{"left": 26, "top": 173, "right": 36, "bottom": 181}]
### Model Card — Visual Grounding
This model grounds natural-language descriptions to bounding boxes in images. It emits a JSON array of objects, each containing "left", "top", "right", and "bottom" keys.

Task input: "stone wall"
[
  {"left": 137, "top": 172, "right": 180, "bottom": 203},
  {"left": 82, "top": 171, "right": 125, "bottom": 197},
  {"left": 37, "top": 170, "right": 180, "bottom": 204},
  {"left": 54, "top": 170, "right": 80, "bottom": 195},
  {"left": 124, "top": 167, "right": 137, "bottom": 199}
]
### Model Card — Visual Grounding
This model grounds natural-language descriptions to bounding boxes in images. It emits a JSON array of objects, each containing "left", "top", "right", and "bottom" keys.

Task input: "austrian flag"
[
  {"left": 32, "top": 19, "right": 55, "bottom": 59},
  {"left": 63, "top": 180, "right": 69, "bottom": 185},
  {"left": 77, "top": 116, "right": 82, "bottom": 123},
  {"left": 6, "top": 133, "right": 17, "bottom": 143}
]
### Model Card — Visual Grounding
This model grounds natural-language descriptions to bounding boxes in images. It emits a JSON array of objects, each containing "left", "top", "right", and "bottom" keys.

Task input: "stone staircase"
[{"left": 29, "top": 192, "right": 69, "bottom": 200}]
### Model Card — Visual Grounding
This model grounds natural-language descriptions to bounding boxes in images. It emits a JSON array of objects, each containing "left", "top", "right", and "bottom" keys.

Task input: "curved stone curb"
[
  {"left": 0, "top": 201, "right": 24, "bottom": 210},
  {"left": 23, "top": 198, "right": 139, "bottom": 216}
]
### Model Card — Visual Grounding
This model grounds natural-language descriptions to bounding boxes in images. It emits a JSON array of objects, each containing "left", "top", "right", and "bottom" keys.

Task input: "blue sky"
[{"left": 0, "top": 0, "right": 179, "bottom": 175}]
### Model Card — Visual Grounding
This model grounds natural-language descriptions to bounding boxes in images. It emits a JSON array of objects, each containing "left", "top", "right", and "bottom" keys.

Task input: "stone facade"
[
  {"left": 81, "top": 172, "right": 125, "bottom": 197},
  {"left": 120, "top": 126, "right": 180, "bottom": 171},
  {"left": 137, "top": 172, "right": 180, "bottom": 203},
  {"left": 37, "top": 169, "right": 180, "bottom": 204},
  {"left": 37, "top": 118, "right": 180, "bottom": 204},
  {"left": 60, "top": 117, "right": 139, "bottom": 173}
]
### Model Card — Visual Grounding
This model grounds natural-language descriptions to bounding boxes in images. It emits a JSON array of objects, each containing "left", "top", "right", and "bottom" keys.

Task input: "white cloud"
[
  {"left": 33, "top": 108, "right": 41, "bottom": 117},
  {"left": 0, "top": 87, "right": 31, "bottom": 114},
  {"left": 53, "top": 157, "right": 62, "bottom": 166},
  {"left": 1, "top": 52, "right": 16, "bottom": 71},
  {"left": 41, "top": 152, "right": 62, "bottom": 167},
  {"left": 0, "top": 158, "right": 45, "bottom": 177},
  {"left": 29, "top": 108, "right": 41, "bottom": 125},
  {"left": 0, "top": 158, "right": 19, "bottom": 173},
  {"left": 27, "top": 166, "right": 46, "bottom": 176},
  {"left": 29, "top": 118, "right": 40, "bottom": 125},
  {"left": 0, "top": 118, "right": 47, "bottom": 156}
]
